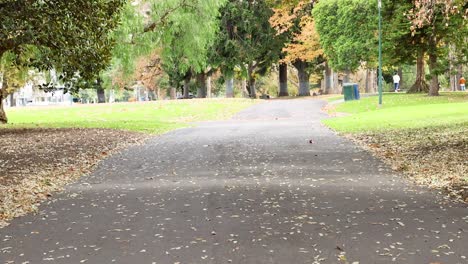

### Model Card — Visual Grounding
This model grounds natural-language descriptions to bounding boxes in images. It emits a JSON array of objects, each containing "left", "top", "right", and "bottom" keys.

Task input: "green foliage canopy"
[
  {"left": 212, "top": 0, "right": 283, "bottom": 78},
  {"left": 0, "top": 0, "right": 125, "bottom": 83},
  {"left": 313, "top": 0, "right": 378, "bottom": 72},
  {"left": 151, "top": 0, "right": 227, "bottom": 82}
]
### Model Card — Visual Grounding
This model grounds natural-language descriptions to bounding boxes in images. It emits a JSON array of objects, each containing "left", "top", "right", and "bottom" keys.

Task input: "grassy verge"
[
  {"left": 325, "top": 93, "right": 468, "bottom": 132},
  {"left": 325, "top": 95, "right": 344, "bottom": 102},
  {"left": 324, "top": 92, "right": 468, "bottom": 201},
  {"left": 4, "top": 98, "right": 258, "bottom": 134}
]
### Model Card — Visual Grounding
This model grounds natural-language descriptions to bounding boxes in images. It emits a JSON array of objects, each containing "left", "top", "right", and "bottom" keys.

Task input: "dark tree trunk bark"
[
  {"left": 183, "top": 73, "right": 191, "bottom": 99},
  {"left": 428, "top": 52, "right": 439, "bottom": 96},
  {"left": 97, "top": 88, "right": 105, "bottom": 103},
  {"left": 9, "top": 93, "right": 15, "bottom": 107},
  {"left": 0, "top": 75, "right": 7, "bottom": 123},
  {"left": 279, "top": 63, "right": 289, "bottom": 97},
  {"left": 247, "top": 63, "right": 257, "bottom": 98},
  {"left": 196, "top": 73, "right": 207, "bottom": 98},
  {"left": 96, "top": 78, "right": 106, "bottom": 103},
  {"left": 226, "top": 77, "right": 234, "bottom": 98},
  {"left": 408, "top": 50, "right": 429, "bottom": 93},
  {"left": 293, "top": 60, "right": 311, "bottom": 96},
  {"left": 323, "top": 63, "right": 332, "bottom": 94},
  {"left": 248, "top": 77, "right": 257, "bottom": 98}
]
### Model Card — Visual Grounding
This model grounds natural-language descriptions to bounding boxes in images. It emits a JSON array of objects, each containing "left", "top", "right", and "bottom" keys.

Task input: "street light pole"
[{"left": 378, "top": 0, "right": 383, "bottom": 106}]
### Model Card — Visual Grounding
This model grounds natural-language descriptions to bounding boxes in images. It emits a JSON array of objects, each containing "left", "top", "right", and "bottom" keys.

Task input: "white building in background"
[
  {"left": 3, "top": 69, "right": 74, "bottom": 107},
  {"left": 10, "top": 82, "right": 73, "bottom": 106}
]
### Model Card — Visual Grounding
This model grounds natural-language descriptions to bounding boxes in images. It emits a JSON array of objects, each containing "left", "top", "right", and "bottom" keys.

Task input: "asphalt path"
[{"left": 1, "top": 99, "right": 467, "bottom": 264}]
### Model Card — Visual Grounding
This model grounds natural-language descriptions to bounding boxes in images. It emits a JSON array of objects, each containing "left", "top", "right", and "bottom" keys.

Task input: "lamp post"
[{"left": 378, "top": 0, "right": 383, "bottom": 106}]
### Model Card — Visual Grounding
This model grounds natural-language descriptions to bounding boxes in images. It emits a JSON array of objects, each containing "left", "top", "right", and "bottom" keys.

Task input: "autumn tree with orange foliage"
[
  {"left": 133, "top": 51, "right": 165, "bottom": 100},
  {"left": 270, "top": 1, "right": 324, "bottom": 96}
]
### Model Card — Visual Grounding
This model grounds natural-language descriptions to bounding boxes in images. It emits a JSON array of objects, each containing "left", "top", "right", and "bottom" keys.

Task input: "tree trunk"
[
  {"left": 9, "top": 93, "right": 16, "bottom": 107},
  {"left": 170, "top": 87, "right": 176, "bottom": 99},
  {"left": 448, "top": 44, "right": 457, "bottom": 91},
  {"left": 97, "top": 88, "right": 105, "bottom": 103},
  {"left": 293, "top": 60, "right": 311, "bottom": 96},
  {"left": 408, "top": 50, "right": 429, "bottom": 93},
  {"left": 365, "top": 69, "right": 370, "bottom": 93},
  {"left": 0, "top": 75, "right": 7, "bottom": 123},
  {"left": 196, "top": 73, "right": 207, "bottom": 98},
  {"left": 156, "top": 87, "right": 162, "bottom": 100},
  {"left": 397, "top": 67, "right": 403, "bottom": 90},
  {"left": 226, "top": 77, "right": 234, "bottom": 98},
  {"left": 323, "top": 63, "right": 332, "bottom": 94},
  {"left": 279, "top": 63, "right": 289, "bottom": 97},
  {"left": 456, "top": 65, "right": 463, "bottom": 91},
  {"left": 96, "top": 78, "right": 106, "bottom": 103},
  {"left": 206, "top": 76, "right": 212, "bottom": 98},
  {"left": 428, "top": 52, "right": 439, "bottom": 96},
  {"left": 247, "top": 63, "right": 257, "bottom": 98},
  {"left": 248, "top": 77, "right": 257, "bottom": 98},
  {"left": 183, "top": 74, "right": 191, "bottom": 99},
  {"left": 450, "top": 73, "right": 458, "bottom": 91},
  {"left": 241, "top": 79, "right": 249, "bottom": 98},
  {"left": 0, "top": 93, "right": 7, "bottom": 124},
  {"left": 369, "top": 69, "right": 379, "bottom": 93}
]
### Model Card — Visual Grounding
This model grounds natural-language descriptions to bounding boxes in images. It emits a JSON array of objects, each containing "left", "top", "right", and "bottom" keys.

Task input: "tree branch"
[{"left": 144, "top": 0, "right": 195, "bottom": 32}]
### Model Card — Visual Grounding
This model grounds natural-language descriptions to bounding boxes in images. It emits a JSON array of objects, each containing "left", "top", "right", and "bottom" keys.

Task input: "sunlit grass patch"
[
  {"left": 324, "top": 92, "right": 468, "bottom": 133},
  {"left": 4, "top": 98, "right": 259, "bottom": 134}
]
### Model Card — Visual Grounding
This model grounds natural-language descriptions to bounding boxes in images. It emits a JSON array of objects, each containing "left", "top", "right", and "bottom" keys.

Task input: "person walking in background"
[
  {"left": 393, "top": 73, "right": 401, "bottom": 92},
  {"left": 460, "top": 77, "right": 466, "bottom": 91}
]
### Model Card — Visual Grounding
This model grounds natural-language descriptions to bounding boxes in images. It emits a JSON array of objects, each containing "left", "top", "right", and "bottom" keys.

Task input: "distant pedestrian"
[
  {"left": 460, "top": 77, "right": 466, "bottom": 91},
  {"left": 393, "top": 73, "right": 401, "bottom": 92}
]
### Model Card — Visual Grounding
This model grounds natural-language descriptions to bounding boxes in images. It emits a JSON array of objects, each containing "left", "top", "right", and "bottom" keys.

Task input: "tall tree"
[
  {"left": 382, "top": 0, "right": 430, "bottom": 93},
  {"left": 213, "top": 0, "right": 283, "bottom": 98},
  {"left": 314, "top": 0, "right": 378, "bottom": 73},
  {"left": 145, "top": 0, "right": 226, "bottom": 99},
  {"left": 0, "top": 0, "right": 125, "bottom": 123},
  {"left": 271, "top": 1, "right": 324, "bottom": 96},
  {"left": 409, "top": 0, "right": 466, "bottom": 96}
]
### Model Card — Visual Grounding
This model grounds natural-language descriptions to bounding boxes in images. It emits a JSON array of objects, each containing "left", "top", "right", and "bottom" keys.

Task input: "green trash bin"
[{"left": 343, "top": 83, "right": 355, "bottom": 101}]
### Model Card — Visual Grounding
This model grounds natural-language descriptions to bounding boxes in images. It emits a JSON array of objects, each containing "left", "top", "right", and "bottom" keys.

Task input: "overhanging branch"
[{"left": 144, "top": 0, "right": 196, "bottom": 32}]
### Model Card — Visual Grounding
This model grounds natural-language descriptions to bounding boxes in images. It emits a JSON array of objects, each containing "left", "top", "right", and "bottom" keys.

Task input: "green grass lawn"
[
  {"left": 324, "top": 95, "right": 344, "bottom": 102},
  {"left": 3, "top": 99, "right": 258, "bottom": 134},
  {"left": 324, "top": 92, "right": 468, "bottom": 133}
]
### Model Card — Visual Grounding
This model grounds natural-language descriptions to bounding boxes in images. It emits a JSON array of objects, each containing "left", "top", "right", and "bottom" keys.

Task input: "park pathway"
[{"left": 1, "top": 99, "right": 467, "bottom": 264}]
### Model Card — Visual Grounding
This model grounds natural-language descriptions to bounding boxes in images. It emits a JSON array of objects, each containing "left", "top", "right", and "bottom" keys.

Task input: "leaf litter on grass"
[
  {"left": 0, "top": 128, "right": 148, "bottom": 228},
  {"left": 346, "top": 124, "right": 468, "bottom": 202}
]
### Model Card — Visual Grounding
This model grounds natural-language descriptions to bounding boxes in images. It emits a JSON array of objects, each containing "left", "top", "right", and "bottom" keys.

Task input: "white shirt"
[{"left": 393, "top": 75, "right": 400, "bottom": 84}]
